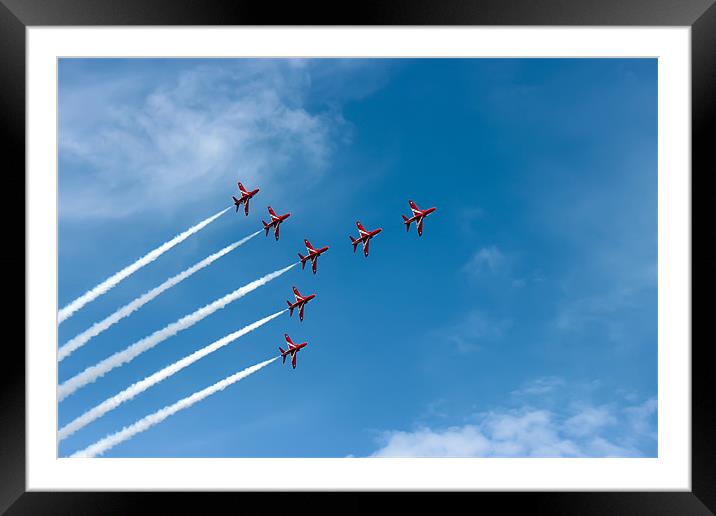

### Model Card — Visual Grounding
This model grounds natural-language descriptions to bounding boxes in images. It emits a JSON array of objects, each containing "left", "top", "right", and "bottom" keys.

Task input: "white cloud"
[
  {"left": 370, "top": 398, "right": 656, "bottom": 458},
  {"left": 585, "top": 437, "right": 638, "bottom": 458},
  {"left": 511, "top": 376, "right": 565, "bottom": 397},
  {"left": 462, "top": 246, "right": 506, "bottom": 276},
  {"left": 462, "top": 245, "right": 535, "bottom": 288},
  {"left": 554, "top": 261, "right": 657, "bottom": 343},
  {"left": 372, "top": 426, "right": 492, "bottom": 458},
  {"left": 564, "top": 405, "right": 616, "bottom": 437},
  {"left": 438, "top": 309, "right": 511, "bottom": 353},
  {"left": 622, "top": 397, "right": 657, "bottom": 441},
  {"left": 417, "top": 399, "right": 449, "bottom": 422},
  {"left": 59, "top": 61, "right": 348, "bottom": 219}
]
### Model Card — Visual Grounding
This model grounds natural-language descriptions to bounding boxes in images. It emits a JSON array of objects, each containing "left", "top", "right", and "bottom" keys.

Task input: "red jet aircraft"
[
  {"left": 262, "top": 206, "right": 290, "bottom": 241},
  {"left": 402, "top": 200, "right": 437, "bottom": 236},
  {"left": 286, "top": 286, "right": 316, "bottom": 322},
  {"left": 298, "top": 239, "right": 329, "bottom": 274},
  {"left": 232, "top": 182, "right": 260, "bottom": 216},
  {"left": 279, "top": 333, "right": 308, "bottom": 369},
  {"left": 349, "top": 221, "right": 383, "bottom": 257}
]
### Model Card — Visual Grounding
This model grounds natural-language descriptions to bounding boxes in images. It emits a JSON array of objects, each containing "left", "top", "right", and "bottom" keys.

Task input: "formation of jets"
[{"left": 232, "top": 181, "right": 437, "bottom": 368}]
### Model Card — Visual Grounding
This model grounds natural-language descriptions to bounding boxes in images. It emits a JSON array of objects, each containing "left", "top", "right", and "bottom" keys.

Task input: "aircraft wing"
[
  {"left": 409, "top": 200, "right": 421, "bottom": 215},
  {"left": 363, "top": 238, "right": 370, "bottom": 257},
  {"left": 299, "top": 304, "right": 305, "bottom": 321},
  {"left": 417, "top": 216, "right": 424, "bottom": 236},
  {"left": 304, "top": 239, "right": 315, "bottom": 252},
  {"left": 274, "top": 223, "right": 280, "bottom": 241},
  {"left": 291, "top": 352, "right": 297, "bottom": 369},
  {"left": 311, "top": 256, "right": 318, "bottom": 274},
  {"left": 268, "top": 206, "right": 277, "bottom": 217},
  {"left": 356, "top": 221, "right": 368, "bottom": 235},
  {"left": 244, "top": 198, "right": 250, "bottom": 216},
  {"left": 293, "top": 286, "right": 302, "bottom": 299}
]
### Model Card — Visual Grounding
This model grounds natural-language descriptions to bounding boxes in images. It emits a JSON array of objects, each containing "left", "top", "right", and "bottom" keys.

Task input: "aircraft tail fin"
[
  {"left": 233, "top": 196, "right": 241, "bottom": 212},
  {"left": 402, "top": 214, "right": 411, "bottom": 231},
  {"left": 287, "top": 301, "right": 294, "bottom": 317},
  {"left": 298, "top": 253, "right": 306, "bottom": 269},
  {"left": 262, "top": 220, "right": 270, "bottom": 236},
  {"left": 349, "top": 235, "right": 358, "bottom": 253},
  {"left": 279, "top": 347, "right": 286, "bottom": 363}
]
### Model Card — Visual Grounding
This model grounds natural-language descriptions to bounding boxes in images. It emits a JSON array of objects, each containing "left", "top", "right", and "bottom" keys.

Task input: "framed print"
[{"left": 4, "top": 0, "right": 712, "bottom": 513}]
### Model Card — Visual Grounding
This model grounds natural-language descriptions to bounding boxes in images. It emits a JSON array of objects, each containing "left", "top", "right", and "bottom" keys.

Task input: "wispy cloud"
[
  {"left": 437, "top": 309, "right": 511, "bottom": 353},
  {"left": 462, "top": 245, "right": 506, "bottom": 277},
  {"left": 59, "top": 61, "right": 349, "bottom": 219},
  {"left": 461, "top": 245, "right": 536, "bottom": 289},
  {"left": 563, "top": 405, "right": 616, "bottom": 437},
  {"left": 417, "top": 399, "right": 449, "bottom": 423},
  {"left": 622, "top": 397, "right": 657, "bottom": 442},
  {"left": 372, "top": 425, "right": 494, "bottom": 458},
  {"left": 554, "top": 262, "right": 657, "bottom": 342},
  {"left": 371, "top": 397, "right": 655, "bottom": 458},
  {"left": 511, "top": 376, "right": 565, "bottom": 397}
]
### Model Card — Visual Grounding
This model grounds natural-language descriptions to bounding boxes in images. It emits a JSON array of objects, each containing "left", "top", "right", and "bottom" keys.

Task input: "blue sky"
[{"left": 58, "top": 58, "right": 657, "bottom": 458}]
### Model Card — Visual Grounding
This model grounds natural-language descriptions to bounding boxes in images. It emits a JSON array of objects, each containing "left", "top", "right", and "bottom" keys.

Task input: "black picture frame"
[{"left": 2, "top": 0, "right": 711, "bottom": 513}]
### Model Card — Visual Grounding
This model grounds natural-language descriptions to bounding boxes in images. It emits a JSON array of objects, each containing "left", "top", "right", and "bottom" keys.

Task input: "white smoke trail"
[
  {"left": 70, "top": 356, "right": 279, "bottom": 458},
  {"left": 58, "top": 230, "right": 261, "bottom": 362},
  {"left": 59, "top": 309, "right": 286, "bottom": 441},
  {"left": 58, "top": 262, "right": 297, "bottom": 401},
  {"left": 58, "top": 207, "right": 231, "bottom": 324}
]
